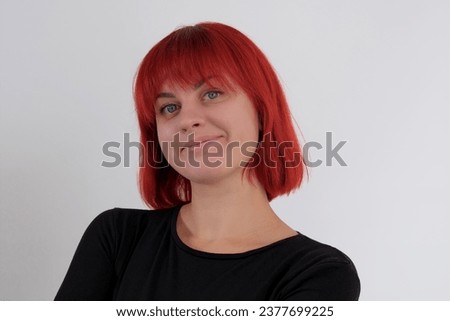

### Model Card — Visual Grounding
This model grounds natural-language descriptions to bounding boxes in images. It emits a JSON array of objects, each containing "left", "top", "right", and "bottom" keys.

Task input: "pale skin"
[{"left": 155, "top": 80, "right": 298, "bottom": 254}]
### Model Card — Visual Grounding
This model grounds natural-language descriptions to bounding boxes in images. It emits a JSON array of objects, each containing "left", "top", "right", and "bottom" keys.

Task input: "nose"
[{"left": 177, "top": 102, "right": 205, "bottom": 132}]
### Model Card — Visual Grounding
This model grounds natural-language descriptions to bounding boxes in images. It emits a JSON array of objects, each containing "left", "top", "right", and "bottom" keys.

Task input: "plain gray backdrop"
[{"left": 1, "top": 0, "right": 449, "bottom": 300}]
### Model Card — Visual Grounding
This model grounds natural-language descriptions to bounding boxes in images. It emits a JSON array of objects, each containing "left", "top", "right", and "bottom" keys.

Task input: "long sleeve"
[
  {"left": 55, "top": 210, "right": 117, "bottom": 300},
  {"left": 281, "top": 260, "right": 361, "bottom": 301}
]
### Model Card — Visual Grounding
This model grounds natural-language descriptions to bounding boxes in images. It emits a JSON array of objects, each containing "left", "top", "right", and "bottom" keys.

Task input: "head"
[{"left": 134, "top": 22, "right": 305, "bottom": 209}]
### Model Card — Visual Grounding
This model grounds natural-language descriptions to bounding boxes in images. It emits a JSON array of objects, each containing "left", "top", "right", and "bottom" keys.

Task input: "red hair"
[{"left": 134, "top": 22, "right": 305, "bottom": 209}]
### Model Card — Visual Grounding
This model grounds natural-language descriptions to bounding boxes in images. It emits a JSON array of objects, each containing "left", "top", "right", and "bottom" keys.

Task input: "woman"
[{"left": 55, "top": 22, "right": 360, "bottom": 300}]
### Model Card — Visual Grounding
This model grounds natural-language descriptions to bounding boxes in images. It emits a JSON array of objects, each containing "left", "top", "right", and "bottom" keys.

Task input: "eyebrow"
[
  {"left": 194, "top": 80, "right": 204, "bottom": 89},
  {"left": 156, "top": 92, "right": 176, "bottom": 99}
]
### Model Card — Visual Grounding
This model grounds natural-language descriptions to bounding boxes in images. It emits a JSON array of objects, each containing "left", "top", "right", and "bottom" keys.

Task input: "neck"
[{"left": 177, "top": 172, "right": 289, "bottom": 244}]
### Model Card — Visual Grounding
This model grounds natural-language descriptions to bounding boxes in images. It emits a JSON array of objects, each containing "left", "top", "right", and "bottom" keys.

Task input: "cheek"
[
  {"left": 233, "top": 96, "right": 260, "bottom": 139},
  {"left": 232, "top": 109, "right": 260, "bottom": 141},
  {"left": 156, "top": 118, "right": 175, "bottom": 140},
  {"left": 156, "top": 124, "right": 174, "bottom": 160}
]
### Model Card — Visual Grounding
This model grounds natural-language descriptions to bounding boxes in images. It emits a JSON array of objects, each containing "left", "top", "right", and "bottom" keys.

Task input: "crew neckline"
[{"left": 170, "top": 206, "right": 303, "bottom": 259}]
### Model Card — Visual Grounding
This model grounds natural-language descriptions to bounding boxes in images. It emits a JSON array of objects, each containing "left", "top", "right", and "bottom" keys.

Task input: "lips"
[{"left": 180, "top": 136, "right": 222, "bottom": 150}]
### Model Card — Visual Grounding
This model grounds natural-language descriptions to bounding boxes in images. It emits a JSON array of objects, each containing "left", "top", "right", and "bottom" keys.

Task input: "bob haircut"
[{"left": 134, "top": 22, "right": 305, "bottom": 209}]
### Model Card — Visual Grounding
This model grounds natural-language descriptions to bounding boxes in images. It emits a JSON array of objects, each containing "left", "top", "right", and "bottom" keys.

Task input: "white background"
[{"left": 1, "top": 0, "right": 449, "bottom": 300}]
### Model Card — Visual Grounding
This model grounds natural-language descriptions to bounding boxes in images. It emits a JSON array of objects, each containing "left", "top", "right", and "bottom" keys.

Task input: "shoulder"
[
  {"left": 83, "top": 206, "right": 177, "bottom": 269},
  {"left": 273, "top": 234, "right": 361, "bottom": 300},
  {"left": 82, "top": 207, "right": 176, "bottom": 255},
  {"left": 88, "top": 207, "right": 175, "bottom": 233},
  {"left": 287, "top": 234, "right": 355, "bottom": 265}
]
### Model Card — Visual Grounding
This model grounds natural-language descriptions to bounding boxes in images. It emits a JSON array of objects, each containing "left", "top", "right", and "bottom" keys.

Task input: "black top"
[{"left": 55, "top": 207, "right": 360, "bottom": 300}]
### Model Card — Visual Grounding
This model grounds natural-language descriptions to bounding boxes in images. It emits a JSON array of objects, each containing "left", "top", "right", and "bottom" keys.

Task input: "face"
[{"left": 154, "top": 80, "right": 260, "bottom": 185}]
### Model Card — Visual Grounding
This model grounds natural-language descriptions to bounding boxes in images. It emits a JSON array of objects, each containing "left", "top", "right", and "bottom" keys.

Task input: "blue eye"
[
  {"left": 161, "top": 104, "right": 178, "bottom": 114},
  {"left": 205, "top": 91, "right": 221, "bottom": 100}
]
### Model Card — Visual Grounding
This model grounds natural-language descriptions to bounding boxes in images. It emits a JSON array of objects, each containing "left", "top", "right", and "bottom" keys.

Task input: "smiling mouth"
[{"left": 180, "top": 136, "right": 222, "bottom": 151}]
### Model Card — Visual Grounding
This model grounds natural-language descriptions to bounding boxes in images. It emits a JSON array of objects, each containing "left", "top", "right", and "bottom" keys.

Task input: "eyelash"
[
  {"left": 160, "top": 103, "right": 178, "bottom": 114},
  {"left": 159, "top": 90, "right": 223, "bottom": 115},
  {"left": 204, "top": 90, "right": 222, "bottom": 100}
]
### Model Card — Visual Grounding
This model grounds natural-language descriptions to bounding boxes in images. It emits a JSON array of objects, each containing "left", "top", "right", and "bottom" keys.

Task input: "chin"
[
  {"left": 170, "top": 150, "right": 251, "bottom": 185},
  {"left": 179, "top": 166, "right": 226, "bottom": 182},
  {"left": 175, "top": 162, "right": 239, "bottom": 186}
]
